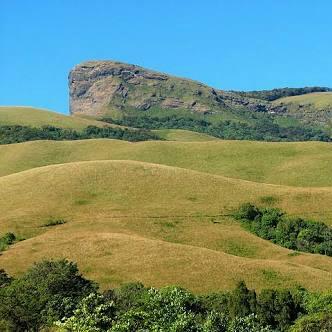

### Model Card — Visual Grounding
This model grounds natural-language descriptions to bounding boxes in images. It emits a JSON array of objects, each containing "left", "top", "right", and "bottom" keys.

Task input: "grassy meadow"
[
  {"left": 275, "top": 92, "right": 332, "bottom": 109},
  {"left": 1, "top": 107, "right": 332, "bottom": 293},
  {"left": 0, "top": 106, "right": 111, "bottom": 129},
  {"left": 1, "top": 139, "right": 332, "bottom": 187},
  {"left": 273, "top": 92, "right": 332, "bottom": 128},
  {"left": 1, "top": 159, "right": 332, "bottom": 292}
]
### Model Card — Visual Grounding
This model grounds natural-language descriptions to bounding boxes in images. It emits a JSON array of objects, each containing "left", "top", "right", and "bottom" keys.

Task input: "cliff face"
[{"left": 69, "top": 60, "right": 283, "bottom": 117}]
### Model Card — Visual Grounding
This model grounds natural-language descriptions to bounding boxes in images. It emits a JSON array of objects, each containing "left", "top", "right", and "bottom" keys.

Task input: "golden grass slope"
[
  {"left": 1, "top": 139, "right": 332, "bottom": 187},
  {"left": 275, "top": 92, "right": 332, "bottom": 109},
  {"left": 1, "top": 160, "right": 332, "bottom": 292},
  {"left": 152, "top": 129, "right": 219, "bottom": 141},
  {"left": 273, "top": 92, "right": 332, "bottom": 128},
  {"left": 0, "top": 106, "right": 110, "bottom": 129}
]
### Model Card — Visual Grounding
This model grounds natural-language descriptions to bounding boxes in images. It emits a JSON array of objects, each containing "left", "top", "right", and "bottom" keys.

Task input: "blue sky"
[{"left": 1, "top": 0, "right": 332, "bottom": 114}]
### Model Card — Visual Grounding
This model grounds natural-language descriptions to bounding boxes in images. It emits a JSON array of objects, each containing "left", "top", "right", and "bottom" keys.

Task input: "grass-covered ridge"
[
  {"left": 152, "top": 129, "right": 219, "bottom": 141},
  {"left": 273, "top": 92, "right": 332, "bottom": 128},
  {"left": 0, "top": 106, "right": 109, "bottom": 129},
  {"left": 1, "top": 139, "right": 332, "bottom": 187},
  {"left": 235, "top": 87, "right": 332, "bottom": 101},
  {"left": 1, "top": 160, "right": 332, "bottom": 292},
  {"left": 1, "top": 106, "right": 332, "bottom": 298}
]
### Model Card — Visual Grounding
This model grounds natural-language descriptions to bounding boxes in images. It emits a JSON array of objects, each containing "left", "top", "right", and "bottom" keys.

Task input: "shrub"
[
  {"left": 0, "top": 233, "right": 16, "bottom": 252},
  {"left": 233, "top": 203, "right": 261, "bottom": 221},
  {"left": 234, "top": 204, "right": 332, "bottom": 257},
  {"left": 43, "top": 218, "right": 67, "bottom": 227}
]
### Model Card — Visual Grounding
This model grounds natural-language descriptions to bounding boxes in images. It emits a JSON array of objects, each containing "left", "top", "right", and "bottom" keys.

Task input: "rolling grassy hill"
[
  {"left": 0, "top": 106, "right": 111, "bottom": 129},
  {"left": 1, "top": 160, "right": 332, "bottom": 292},
  {"left": 273, "top": 92, "right": 332, "bottom": 128},
  {"left": 1, "top": 139, "right": 332, "bottom": 187},
  {"left": 152, "top": 129, "right": 219, "bottom": 141},
  {"left": 1, "top": 105, "right": 332, "bottom": 293}
]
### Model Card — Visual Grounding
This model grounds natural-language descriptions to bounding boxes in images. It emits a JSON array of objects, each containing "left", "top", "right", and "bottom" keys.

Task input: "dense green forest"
[
  {"left": 0, "top": 125, "right": 161, "bottom": 144},
  {"left": 104, "top": 114, "right": 331, "bottom": 142},
  {"left": 0, "top": 260, "right": 331, "bottom": 331},
  {"left": 234, "top": 87, "right": 332, "bottom": 101},
  {"left": 234, "top": 204, "right": 332, "bottom": 256}
]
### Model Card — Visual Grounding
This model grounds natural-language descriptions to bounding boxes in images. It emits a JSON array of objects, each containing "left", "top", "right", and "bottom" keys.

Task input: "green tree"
[
  {"left": 228, "top": 281, "right": 257, "bottom": 319},
  {"left": 56, "top": 293, "right": 115, "bottom": 332},
  {"left": 0, "top": 259, "right": 96, "bottom": 331}
]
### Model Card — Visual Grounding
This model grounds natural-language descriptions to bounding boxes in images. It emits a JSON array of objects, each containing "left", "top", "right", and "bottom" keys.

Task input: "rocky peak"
[{"left": 69, "top": 60, "right": 285, "bottom": 117}]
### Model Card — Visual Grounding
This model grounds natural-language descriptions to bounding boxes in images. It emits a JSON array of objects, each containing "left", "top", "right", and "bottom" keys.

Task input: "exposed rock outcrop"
[
  {"left": 69, "top": 61, "right": 294, "bottom": 116},
  {"left": 69, "top": 60, "right": 286, "bottom": 117}
]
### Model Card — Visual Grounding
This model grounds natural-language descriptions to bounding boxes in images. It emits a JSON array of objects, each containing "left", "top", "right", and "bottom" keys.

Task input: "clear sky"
[{"left": 1, "top": 0, "right": 332, "bottom": 114}]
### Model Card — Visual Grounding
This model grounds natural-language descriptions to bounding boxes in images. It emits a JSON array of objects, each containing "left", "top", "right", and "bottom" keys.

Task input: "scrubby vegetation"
[
  {"left": 104, "top": 114, "right": 331, "bottom": 142},
  {"left": 0, "top": 259, "right": 331, "bottom": 331},
  {"left": 43, "top": 218, "right": 67, "bottom": 227},
  {"left": 234, "top": 87, "right": 332, "bottom": 101},
  {"left": 234, "top": 204, "right": 332, "bottom": 256},
  {"left": 0, "top": 233, "right": 17, "bottom": 252},
  {"left": 0, "top": 125, "right": 161, "bottom": 144}
]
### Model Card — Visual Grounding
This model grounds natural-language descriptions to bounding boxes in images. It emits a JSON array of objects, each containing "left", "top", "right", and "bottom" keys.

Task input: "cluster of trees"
[
  {"left": 0, "top": 125, "right": 161, "bottom": 145},
  {"left": 234, "top": 204, "right": 332, "bottom": 256},
  {"left": 234, "top": 87, "right": 332, "bottom": 101},
  {"left": 0, "top": 259, "right": 331, "bottom": 331},
  {"left": 104, "top": 115, "right": 331, "bottom": 142}
]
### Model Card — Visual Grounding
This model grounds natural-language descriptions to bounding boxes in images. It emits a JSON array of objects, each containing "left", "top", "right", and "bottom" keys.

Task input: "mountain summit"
[
  {"left": 69, "top": 60, "right": 332, "bottom": 141},
  {"left": 69, "top": 60, "right": 282, "bottom": 116}
]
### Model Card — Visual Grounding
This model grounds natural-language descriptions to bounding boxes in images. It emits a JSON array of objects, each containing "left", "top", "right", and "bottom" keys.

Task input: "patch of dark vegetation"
[
  {"left": 2, "top": 259, "right": 332, "bottom": 331},
  {"left": 288, "top": 251, "right": 301, "bottom": 257},
  {"left": 0, "top": 125, "right": 162, "bottom": 145},
  {"left": 234, "top": 87, "right": 332, "bottom": 101},
  {"left": 43, "top": 218, "right": 67, "bottom": 227},
  {"left": 260, "top": 195, "right": 279, "bottom": 205},
  {"left": 0, "top": 233, "right": 17, "bottom": 252},
  {"left": 234, "top": 203, "right": 332, "bottom": 256},
  {"left": 74, "top": 199, "right": 90, "bottom": 205},
  {"left": 104, "top": 114, "right": 331, "bottom": 142}
]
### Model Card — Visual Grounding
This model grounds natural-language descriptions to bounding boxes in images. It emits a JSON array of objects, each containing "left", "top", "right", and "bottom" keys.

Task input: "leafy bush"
[
  {"left": 0, "top": 233, "right": 16, "bottom": 252},
  {"left": 290, "top": 312, "right": 332, "bottom": 332},
  {"left": 234, "top": 204, "right": 332, "bottom": 256},
  {"left": 43, "top": 218, "right": 67, "bottom": 227}
]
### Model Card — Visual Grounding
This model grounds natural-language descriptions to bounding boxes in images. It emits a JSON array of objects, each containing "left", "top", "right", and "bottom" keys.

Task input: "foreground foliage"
[
  {"left": 234, "top": 204, "right": 332, "bottom": 256},
  {"left": 0, "top": 260, "right": 331, "bottom": 331}
]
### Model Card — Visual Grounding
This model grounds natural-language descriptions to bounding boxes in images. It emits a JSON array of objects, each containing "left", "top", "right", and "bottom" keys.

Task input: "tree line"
[
  {"left": 0, "top": 259, "right": 331, "bottom": 331},
  {"left": 103, "top": 114, "right": 331, "bottom": 142},
  {"left": 0, "top": 125, "right": 161, "bottom": 145},
  {"left": 234, "top": 204, "right": 332, "bottom": 256},
  {"left": 234, "top": 87, "right": 332, "bottom": 101}
]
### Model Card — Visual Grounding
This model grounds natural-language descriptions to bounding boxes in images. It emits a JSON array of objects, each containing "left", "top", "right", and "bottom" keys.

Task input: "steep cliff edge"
[
  {"left": 68, "top": 61, "right": 331, "bottom": 142},
  {"left": 69, "top": 60, "right": 281, "bottom": 117}
]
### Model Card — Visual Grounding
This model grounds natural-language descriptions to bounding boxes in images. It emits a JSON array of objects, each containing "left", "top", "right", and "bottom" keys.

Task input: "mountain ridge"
[{"left": 69, "top": 60, "right": 332, "bottom": 142}]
